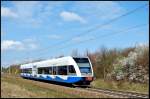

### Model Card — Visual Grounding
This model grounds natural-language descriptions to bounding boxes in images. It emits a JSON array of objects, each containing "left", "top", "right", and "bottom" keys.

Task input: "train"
[{"left": 20, "top": 56, "right": 94, "bottom": 86}]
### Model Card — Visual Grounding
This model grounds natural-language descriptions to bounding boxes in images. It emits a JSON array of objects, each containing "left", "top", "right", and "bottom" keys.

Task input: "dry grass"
[
  {"left": 1, "top": 74, "right": 112, "bottom": 98},
  {"left": 1, "top": 82, "right": 37, "bottom": 98}
]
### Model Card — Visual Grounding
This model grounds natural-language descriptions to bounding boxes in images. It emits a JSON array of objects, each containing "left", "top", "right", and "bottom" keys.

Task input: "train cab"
[{"left": 73, "top": 57, "right": 94, "bottom": 85}]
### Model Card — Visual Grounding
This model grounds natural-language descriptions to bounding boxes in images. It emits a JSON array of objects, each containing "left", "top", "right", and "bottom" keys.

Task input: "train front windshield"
[{"left": 73, "top": 58, "right": 92, "bottom": 75}]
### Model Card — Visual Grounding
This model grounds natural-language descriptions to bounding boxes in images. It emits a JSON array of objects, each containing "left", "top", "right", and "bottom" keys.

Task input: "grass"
[
  {"left": 1, "top": 76, "right": 74, "bottom": 98},
  {"left": 91, "top": 79, "right": 149, "bottom": 94},
  {"left": 2, "top": 74, "right": 147, "bottom": 98},
  {"left": 1, "top": 74, "right": 111, "bottom": 98}
]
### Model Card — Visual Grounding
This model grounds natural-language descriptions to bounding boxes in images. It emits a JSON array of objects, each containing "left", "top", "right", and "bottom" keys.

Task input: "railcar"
[{"left": 20, "top": 56, "right": 94, "bottom": 85}]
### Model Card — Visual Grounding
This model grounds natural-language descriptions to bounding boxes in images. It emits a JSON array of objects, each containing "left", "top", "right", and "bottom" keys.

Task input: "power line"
[
  {"left": 31, "top": 4, "right": 148, "bottom": 55},
  {"left": 7, "top": 4, "right": 148, "bottom": 64},
  {"left": 36, "top": 23, "right": 148, "bottom": 59}
]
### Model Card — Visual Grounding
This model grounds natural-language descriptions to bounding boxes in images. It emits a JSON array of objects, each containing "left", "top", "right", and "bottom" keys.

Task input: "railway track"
[
  {"left": 77, "top": 87, "right": 149, "bottom": 98},
  {"left": 4, "top": 74, "right": 149, "bottom": 98}
]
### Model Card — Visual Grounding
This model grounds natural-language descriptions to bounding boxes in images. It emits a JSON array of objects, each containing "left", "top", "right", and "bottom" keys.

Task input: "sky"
[{"left": 1, "top": 1, "right": 149, "bottom": 67}]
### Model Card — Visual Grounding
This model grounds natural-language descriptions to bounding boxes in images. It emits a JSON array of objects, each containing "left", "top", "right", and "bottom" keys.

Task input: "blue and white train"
[{"left": 20, "top": 56, "right": 94, "bottom": 85}]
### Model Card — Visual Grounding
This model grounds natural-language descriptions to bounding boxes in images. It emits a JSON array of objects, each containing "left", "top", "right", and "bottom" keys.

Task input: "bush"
[{"left": 112, "top": 44, "right": 149, "bottom": 83}]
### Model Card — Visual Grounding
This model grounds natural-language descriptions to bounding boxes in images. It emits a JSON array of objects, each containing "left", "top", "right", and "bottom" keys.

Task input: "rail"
[{"left": 76, "top": 87, "right": 149, "bottom": 98}]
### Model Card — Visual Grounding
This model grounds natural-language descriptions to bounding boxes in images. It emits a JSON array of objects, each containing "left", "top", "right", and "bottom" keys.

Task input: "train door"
[{"left": 32, "top": 65, "right": 37, "bottom": 77}]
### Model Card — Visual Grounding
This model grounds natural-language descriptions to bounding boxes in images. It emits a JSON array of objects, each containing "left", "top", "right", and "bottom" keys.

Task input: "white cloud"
[
  {"left": 1, "top": 39, "right": 38, "bottom": 51},
  {"left": 22, "top": 38, "right": 38, "bottom": 50},
  {"left": 2, "top": 1, "right": 124, "bottom": 27},
  {"left": 60, "top": 11, "right": 86, "bottom": 23},
  {"left": 48, "top": 34, "right": 62, "bottom": 39},
  {"left": 1, "top": 7, "right": 18, "bottom": 18},
  {"left": 1, "top": 40, "right": 24, "bottom": 51},
  {"left": 11, "top": 1, "right": 53, "bottom": 27},
  {"left": 72, "top": 1, "right": 125, "bottom": 21}
]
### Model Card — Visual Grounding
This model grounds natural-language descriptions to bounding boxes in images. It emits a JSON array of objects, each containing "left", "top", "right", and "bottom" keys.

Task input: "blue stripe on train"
[{"left": 20, "top": 74, "right": 82, "bottom": 83}]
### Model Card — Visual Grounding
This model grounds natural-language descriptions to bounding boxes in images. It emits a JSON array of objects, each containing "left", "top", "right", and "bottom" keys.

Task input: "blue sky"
[{"left": 1, "top": 1, "right": 149, "bottom": 67}]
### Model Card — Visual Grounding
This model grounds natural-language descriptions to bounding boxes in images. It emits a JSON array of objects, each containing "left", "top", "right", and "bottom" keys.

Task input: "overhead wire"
[
  {"left": 7, "top": 4, "right": 148, "bottom": 64},
  {"left": 30, "top": 4, "right": 148, "bottom": 59},
  {"left": 36, "top": 23, "right": 148, "bottom": 59},
  {"left": 29, "top": 4, "right": 148, "bottom": 55}
]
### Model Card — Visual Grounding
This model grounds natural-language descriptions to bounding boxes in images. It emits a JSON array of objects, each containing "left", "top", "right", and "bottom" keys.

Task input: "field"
[
  {"left": 1, "top": 73, "right": 149, "bottom": 98},
  {"left": 1, "top": 74, "right": 112, "bottom": 98}
]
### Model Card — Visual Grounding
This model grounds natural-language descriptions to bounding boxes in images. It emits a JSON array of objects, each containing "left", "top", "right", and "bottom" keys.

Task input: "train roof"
[{"left": 20, "top": 56, "right": 89, "bottom": 69}]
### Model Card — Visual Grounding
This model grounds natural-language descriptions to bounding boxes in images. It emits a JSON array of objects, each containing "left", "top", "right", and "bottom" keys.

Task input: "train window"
[
  {"left": 73, "top": 58, "right": 89, "bottom": 63},
  {"left": 44, "top": 68, "right": 49, "bottom": 74},
  {"left": 58, "top": 66, "right": 67, "bottom": 75},
  {"left": 38, "top": 68, "right": 42, "bottom": 74},
  {"left": 73, "top": 58, "right": 92, "bottom": 75},
  {"left": 28, "top": 69, "right": 32, "bottom": 74},
  {"left": 38, "top": 67, "right": 50, "bottom": 74},
  {"left": 21, "top": 68, "right": 32, "bottom": 74},
  {"left": 78, "top": 63, "right": 92, "bottom": 74},
  {"left": 79, "top": 67, "right": 91, "bottom": 74},
  {"left": 68, "top": 65, "right": 76, "bottom": 75},
  {"left": 53, "top": 67, "right": 57, "bottom": 75},
  {"left": 49, "top": 67, "right": 53, "bottom": 75},
  {"left": 42, "top": 69, "right": 45, "bottom": 74}
]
